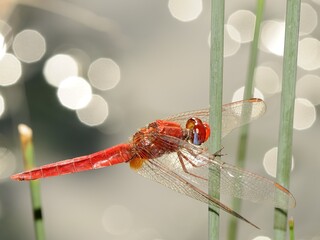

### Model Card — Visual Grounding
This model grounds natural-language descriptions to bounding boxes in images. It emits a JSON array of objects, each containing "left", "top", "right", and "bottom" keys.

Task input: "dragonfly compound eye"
[{"left": 186, "top": 117, "right": 210, "bottom": 145}]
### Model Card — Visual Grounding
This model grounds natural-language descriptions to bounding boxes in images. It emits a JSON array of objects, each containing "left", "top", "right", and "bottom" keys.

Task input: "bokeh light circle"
[
  {"left": 76, "top": 95, "right": 109, "bottom": 126},
  {"left": 296, "top": 75, "right": 320, "bottom": 105},
  {"left": 0, "top": 53, "right": 22, "bottom": 86},
  {"left": 12, "top": 29, "right": 46, "bottom": 63},
  {"left": 224, "top": 25, "right": 241, "bottom": 57},
  {"left": 0, "top": 94, "right": 5, "bottom": 118},
  {"left": 252, "top": 236, "right": 272, "bottom": 240},
  {"left": 88, "top": 58, "right": 120, "bottom": 90},
  {"left": 168, "top": 0, "right": 203, "bottom": 22},
  {"left": 254, "top": 66, "right": 281, "bottom": 95},
  {"left": 299, "top": 3, "right": 317, "bottom": 36},
  {"left": 263, "top": 147, "right": 294, "bottom": 178},
  {"left": 261, "top": 21, "right": 285, "bottom": 56},
  {"left": 227, "top": 10, "right": 256, "bottom": 43},
  {"left": 0, "top": 20, "right": 13, "bottom": 58},
  {"left": 57, "top": 76, "right": 92, "bottom": 110},
  {"left": 44, "top": 54, "right": 79, "bottom": 87},
  {"left": 293, "top": 98, "right": 316, "bottom": 130},
  {"left": 232, "top": 87, "right": 264, "bottom": 102},
  {"left": 297, "top": 38, "right": 320, "bottom": 71},
  {"left": 0, "top": 34, "right": 6, "bottom": 59}
]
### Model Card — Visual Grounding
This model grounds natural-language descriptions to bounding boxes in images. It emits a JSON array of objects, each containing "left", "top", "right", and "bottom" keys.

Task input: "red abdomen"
[{"left": 11, "top": 143, "right": 133, "bottom": 181}]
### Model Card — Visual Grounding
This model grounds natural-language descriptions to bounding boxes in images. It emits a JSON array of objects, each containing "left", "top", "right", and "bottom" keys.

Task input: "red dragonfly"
[{"left": 11, "top": 98, "right": 295, "bottom": 228}]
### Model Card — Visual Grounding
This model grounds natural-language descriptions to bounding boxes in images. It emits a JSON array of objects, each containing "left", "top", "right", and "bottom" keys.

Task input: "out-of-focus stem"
[
  {"left": 227, "top": 1, "right": 265, "bottom": 239},
  {"left": 289, "top": 218, "right": 295, "bottom": 240},
  {"left": 18, "top": 124, "right": 45, "bottom": 240}
]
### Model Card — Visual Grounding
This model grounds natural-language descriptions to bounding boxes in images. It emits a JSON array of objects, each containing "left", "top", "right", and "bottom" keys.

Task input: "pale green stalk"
[
  {"left": 289, "top": 218, "right": 295, "bottom": 240},
  {"left": 274, "top": 0, "right": 300, "bottom": 239},
  {"left": 227, "top": 1, "right": 265, "bottom": 239},
  {"left": 208, "top": 0, "right": 224, "bottom": 239},
  {"left": 18, "top": 124, "right": 46, "bottom": 240}
]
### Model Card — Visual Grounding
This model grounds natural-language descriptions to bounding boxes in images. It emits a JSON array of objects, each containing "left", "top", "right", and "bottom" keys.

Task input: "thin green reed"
[
  {"left": 18, "top": 124, "right": 46, "bottom": 240},
  {"left": 208, "top": 0, "right": 224, "bottom": 239},
  {"left": 227, "top": 1, "right": 265, "bottom": 239},
  {"left": 274, "top": 0, "right": 300, "bottom": 239},
  {"left": 289, "top": 218, "right": 295, "bottom": 240}
]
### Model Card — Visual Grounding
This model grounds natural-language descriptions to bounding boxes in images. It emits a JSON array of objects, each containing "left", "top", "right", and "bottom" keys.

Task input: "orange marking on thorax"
[{"left": 129, "top": 158, "right": 146, "bottom": 170}]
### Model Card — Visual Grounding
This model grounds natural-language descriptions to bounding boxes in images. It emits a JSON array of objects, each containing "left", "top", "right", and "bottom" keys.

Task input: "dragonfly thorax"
[
  {"left": 131, "top": 120, "right": 184, "bottom": 159},
  {"left": 131, "top": 118, "right": 210, "bottom": 160}
]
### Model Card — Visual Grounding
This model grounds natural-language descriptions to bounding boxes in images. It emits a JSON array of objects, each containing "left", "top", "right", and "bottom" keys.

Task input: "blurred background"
[{"left": 0, "top": 0, "right": 320, "bottom": 239}]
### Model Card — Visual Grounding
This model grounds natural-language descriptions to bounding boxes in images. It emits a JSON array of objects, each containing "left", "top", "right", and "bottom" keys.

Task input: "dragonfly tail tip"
[{"left": 11, "top": 173, "right": 27, "bottom": 181}]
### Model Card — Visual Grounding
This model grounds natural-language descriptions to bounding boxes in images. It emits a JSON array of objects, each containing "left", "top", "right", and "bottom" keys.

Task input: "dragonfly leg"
[
  {"left": 213, "top": 147, "right": 225, "bottom": 157},
  {"left": 195, "top": 147, "right": 225, "bottom": 157},
  {"left": 177, "top": 151, "right": 208, "bottom": 181}
]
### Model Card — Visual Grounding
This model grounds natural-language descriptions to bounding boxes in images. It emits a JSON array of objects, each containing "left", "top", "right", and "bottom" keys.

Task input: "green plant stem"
[
  {"left": 208, "top": 0, "right": 224, "bottom": 239},
  {"left": 227, "top": 1, "right": 265, "bottom": 239},
  {"left": 274, "top": 0, "right": 300, "bottom": 239},
  {"left": 18, "top": 124, "right": 46, "bottom": 240},
  {"left": 289, "top": 218, "right": 295, "bottom": 240}
]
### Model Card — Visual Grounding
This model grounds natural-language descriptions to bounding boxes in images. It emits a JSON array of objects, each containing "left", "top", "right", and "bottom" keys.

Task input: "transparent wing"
[
  {"left": 208, "top": 157, "right": 296, "bottom": 209},
  {"left": 134, "top": 134, "right": 295, "bottom": 210},
  {"left": 165, "top": 98, "right": 266, "bottom": 138},
  {"left": 136, "top": 152, "right": 258, "bottom": 228}
]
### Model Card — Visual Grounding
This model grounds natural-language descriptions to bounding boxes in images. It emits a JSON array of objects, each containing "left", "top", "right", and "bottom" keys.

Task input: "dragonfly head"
[{"left": 186, "top": 117, "right": 210, "bottom": 145}]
